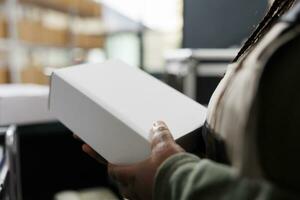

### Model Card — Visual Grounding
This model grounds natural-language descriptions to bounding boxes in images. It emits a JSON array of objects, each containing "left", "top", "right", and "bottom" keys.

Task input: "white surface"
[
  {"left": 50, "top": 60, "right": 207, "bottom": 164},
  {"left": 54, "top": 188, "right": 118, "bottom": 200},
  {"left": 0, "top": 84, "right": 55, "bottom": 125}
]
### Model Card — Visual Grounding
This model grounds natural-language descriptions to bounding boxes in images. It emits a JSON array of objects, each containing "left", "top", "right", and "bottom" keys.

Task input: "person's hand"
[{"left": 81, "top": 121, "right": 184, "bottom": 200}]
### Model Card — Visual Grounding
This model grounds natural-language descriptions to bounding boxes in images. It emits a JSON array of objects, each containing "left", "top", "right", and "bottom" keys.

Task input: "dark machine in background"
[
  {"left": 165, "top": 49, "right": 238, "bottom": 105},
  {"left": 170, "top": 0, "right": 269, "bottom": 105},
  {"left": 183, "top": 0, "right": 268, "bottom": 48}
]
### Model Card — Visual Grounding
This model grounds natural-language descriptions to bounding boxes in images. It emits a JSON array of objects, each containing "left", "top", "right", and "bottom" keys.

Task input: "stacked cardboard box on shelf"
[
  {"left": 75, "top": 0, "right": 102, "bottom": 17},
  {"left": 18, "top": 20, "right": 68, "bottom": 46},
  {"left": 20, "top": 0, "right": 102, "bottom": 17},
  {"left": 0, "top": 16, "right": 7, "bottom": 38},
  {"left": 74, "top": 34, "right": 105, "bottom": 49},
  {"left": 18, "top": 19, "right": 105, "bottom": 48},
  {"left": 3, "top": 0, "right": 104, "bottom": 85},
  {"left": 42, "top": 28, "right": 68, "bottom": 47},
  {"left": 21, "top": 66, "right": 48, "bottom": 85},
  {"left": 0, "top": 67, "right": 9, "bottom": 83},
  {"left": 18, "top": 20, "right": 38, "bottom": 43}
]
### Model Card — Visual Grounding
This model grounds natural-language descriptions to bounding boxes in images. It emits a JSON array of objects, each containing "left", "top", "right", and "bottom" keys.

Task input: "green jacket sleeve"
[
  {"left": 154, "top": 153, "right": 235, "bottom": 200},
  {"left": 154, "top": 153, "right": 296, "bottom": 200}
]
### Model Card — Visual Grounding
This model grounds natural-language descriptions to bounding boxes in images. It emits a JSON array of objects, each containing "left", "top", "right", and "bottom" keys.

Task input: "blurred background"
[
  {"left": 0, "top": 0, "right": 268, "bottom": 91},
  {"left": 0, "top": 0, "right": 270, "bottom": 199},
  {"left": 0, "top": 0, "right": 184, "bottom": 84}
]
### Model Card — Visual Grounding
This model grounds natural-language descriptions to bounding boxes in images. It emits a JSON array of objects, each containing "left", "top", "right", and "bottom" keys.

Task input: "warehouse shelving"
[
  {"left": 0, "top": 0, "right": 104, "bottom": 83},
  {"left": 19, "top": 0, "right": 102, "bottom": 17}
]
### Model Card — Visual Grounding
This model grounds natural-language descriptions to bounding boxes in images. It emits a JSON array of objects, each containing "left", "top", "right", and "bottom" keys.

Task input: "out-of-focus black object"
[
  {"left": 4, "top": 122, "right": 121, "bottom": 200},
  {"left": 166, "top": 74, "right": 223, "bottom": 105},
  {"left": 183, "top": 0, "right": 268, "bottom": 48},
  {"left": 0, "top": 128, "right": 8, "bottom": 200},
  {"left": 164, "top": 49, "right": 238, "bottom": 105}
]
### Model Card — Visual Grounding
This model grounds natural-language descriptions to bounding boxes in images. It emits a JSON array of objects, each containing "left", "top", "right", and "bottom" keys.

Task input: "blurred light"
[
  {"left": 87, "top": 49, "right": 106, "bottom": 63},
  {"left": 96, "top": 0, "right": 181, "bottom": 31},
  {"left": 96, "top": 0, "right": 144, "bottom": 21}
]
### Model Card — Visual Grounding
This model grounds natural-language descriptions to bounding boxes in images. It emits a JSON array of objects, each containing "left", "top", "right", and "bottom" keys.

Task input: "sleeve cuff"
[{"left": 154, "top": 153, "right": 200, "bottom": 199}]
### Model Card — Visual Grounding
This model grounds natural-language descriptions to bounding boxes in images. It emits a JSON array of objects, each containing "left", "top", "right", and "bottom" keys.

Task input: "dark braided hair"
[{"left": 233, "top": 0, "right": 296, "bottom": 62}]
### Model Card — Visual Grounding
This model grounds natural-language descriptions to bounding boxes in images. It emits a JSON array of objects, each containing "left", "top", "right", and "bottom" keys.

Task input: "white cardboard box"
[
  {"left": 49, "top": 60, "right": 207, "bottom": 164},
  {"left": 0, "top": 84, "right": 56, "bottom": 126}
]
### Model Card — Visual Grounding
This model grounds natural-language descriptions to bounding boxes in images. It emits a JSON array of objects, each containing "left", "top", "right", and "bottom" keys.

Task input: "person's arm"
[
  {"left": 81, "top": 121, "right": 282, "bottom": 200},
  {"left": 82, "top": 121, "right": 238, "bottom": 200},
  {"left": 154, "top": 153, "right": 236, "bottom": 200},
  {"left": 82, "top": 121, "right": 185, "bottom": 200}
]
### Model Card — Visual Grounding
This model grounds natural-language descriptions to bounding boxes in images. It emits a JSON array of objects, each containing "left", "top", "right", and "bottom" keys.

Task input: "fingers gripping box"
[{"left": 49, "top": 60, "right": 207, "bottom": 164}]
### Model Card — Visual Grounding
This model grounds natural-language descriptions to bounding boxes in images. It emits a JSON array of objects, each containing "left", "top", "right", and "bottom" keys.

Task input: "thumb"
[{"left": 149, "top": 121, "right": 174, "bottom": 150}]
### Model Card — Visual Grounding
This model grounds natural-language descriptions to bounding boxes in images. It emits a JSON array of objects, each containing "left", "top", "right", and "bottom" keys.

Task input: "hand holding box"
[{"left": 49, "top": 60, "right": 207, "bottom": 164}]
